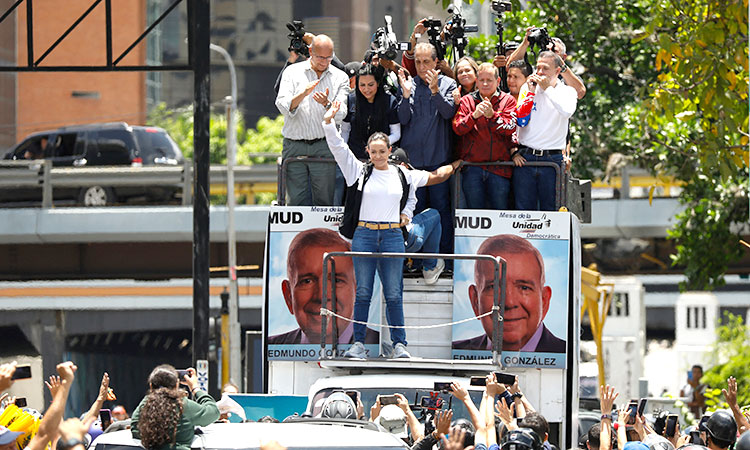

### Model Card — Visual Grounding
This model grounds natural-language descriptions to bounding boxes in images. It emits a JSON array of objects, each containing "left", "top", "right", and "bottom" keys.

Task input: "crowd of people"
[
  {"left": 2, "top": 360, "right": 748, "bottom": 450},
  {"left": 274, "top": 20, "right": 583, "bottom": 253}
]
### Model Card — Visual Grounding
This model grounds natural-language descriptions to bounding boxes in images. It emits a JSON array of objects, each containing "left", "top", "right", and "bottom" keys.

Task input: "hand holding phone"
[
  {"left": 627, "top": 401, "right": 638, "bottom": 424},
  {"left": 14, "top": 397, "right": 27, "bottom": 408},
  {"left": 665, "top": 414, "right": 678, "bottom": 438},
  {"left": 11, "top": 365, "right": 31, "bottom": 380},
  {"left": 637, "top": 398, "right": 647, "bottom": 417},
  {"left": 434, "top": 382, "right": 452, "bottom": 392},
  {"left": 100, "top": 409, "right": 112, "bottom": 430},
  {"left": 379, "top": 394, "right": 399, "bottom": 406}
]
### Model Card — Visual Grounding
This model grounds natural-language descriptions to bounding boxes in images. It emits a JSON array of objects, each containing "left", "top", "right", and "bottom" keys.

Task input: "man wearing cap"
[{"left": 0, "top": 426, "right": 24, "bottom": 450}]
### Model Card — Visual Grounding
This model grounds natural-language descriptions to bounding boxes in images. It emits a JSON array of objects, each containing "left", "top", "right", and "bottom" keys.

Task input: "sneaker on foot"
[
  {"left": 344, "top": 341, "right": 367, "bottom": 359},
  {"left": 391, "top": 343, "right": 411, "bottom": 359},
  {"left": 422, "top": 258, "right": 445, "bottom": 285}
]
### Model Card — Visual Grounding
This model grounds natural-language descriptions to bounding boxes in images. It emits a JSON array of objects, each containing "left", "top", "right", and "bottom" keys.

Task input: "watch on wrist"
[
  {"left": 324, "top": 101, "right": 332, "bottom": 110},
  {"left": 601, "top": 413, "right": 612, "bottom": 421},
  {"left": 560, "top": 64, "right": 568, "bottom": 73},
  {"left": 58, "top": 438, "right": 85, "bottom": 450},
  {"left": 512, "top": 392, "right": 523, "bottom": 400}
]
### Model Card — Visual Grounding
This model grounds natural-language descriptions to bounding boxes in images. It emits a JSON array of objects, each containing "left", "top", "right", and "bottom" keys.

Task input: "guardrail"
[
  {"left": 320, "top": 251, "right": 508, "bottom": 366},
  {"left": 0, "top": 159, "right": 280, "bottom": 207}
]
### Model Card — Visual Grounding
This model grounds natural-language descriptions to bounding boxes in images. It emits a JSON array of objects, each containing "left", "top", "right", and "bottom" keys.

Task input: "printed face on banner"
[
  {"left": 452, "top": 211, "right": 570, "bottom": 368},
  {"left": 266, "top": 207, "right": 380, "bottom": 360}
]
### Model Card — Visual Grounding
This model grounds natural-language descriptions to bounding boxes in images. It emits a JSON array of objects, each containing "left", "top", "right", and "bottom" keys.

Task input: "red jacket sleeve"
[
  {"left": 401, "top": 52, "right": 417, "bottom": 78},
  {"left": 452, "top": 95, "right": 477, "bottom": 136},
  {"left": 491, "top": 95, "right": 517, "bottom": 137}
]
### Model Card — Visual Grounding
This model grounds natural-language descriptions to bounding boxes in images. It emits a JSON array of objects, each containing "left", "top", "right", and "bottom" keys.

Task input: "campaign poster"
[
  {"left": 452, "top": 210, "right": 571, "bottom": 368},
  {"left": 264, "top": 206, "right": 381, "bottom": 361}
]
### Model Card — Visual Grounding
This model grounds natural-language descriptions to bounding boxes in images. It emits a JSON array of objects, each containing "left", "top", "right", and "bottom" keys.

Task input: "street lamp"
[{"left": 209, "top": 43, "right": 241, "bottom": 389}]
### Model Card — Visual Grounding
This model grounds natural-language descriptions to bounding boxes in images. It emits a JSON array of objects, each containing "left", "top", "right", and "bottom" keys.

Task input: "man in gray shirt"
[{"left": 275, "top": 35, "right": 349, "bottom": 205}]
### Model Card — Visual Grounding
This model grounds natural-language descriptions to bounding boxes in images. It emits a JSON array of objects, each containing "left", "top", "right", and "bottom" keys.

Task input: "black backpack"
[{"left": 339, "top": 162, "right": 409, "bottom": 239}]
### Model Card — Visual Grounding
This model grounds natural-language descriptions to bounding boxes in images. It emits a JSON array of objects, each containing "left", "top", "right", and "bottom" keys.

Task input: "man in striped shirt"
[{"left": 275, "top": 35, "right": 349, "bottom": 206}]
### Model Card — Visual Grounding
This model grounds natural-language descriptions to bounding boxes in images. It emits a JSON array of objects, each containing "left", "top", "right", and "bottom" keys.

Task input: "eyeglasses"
[{"left": 311, "top": 53, "right": 334, "bottom": 61}]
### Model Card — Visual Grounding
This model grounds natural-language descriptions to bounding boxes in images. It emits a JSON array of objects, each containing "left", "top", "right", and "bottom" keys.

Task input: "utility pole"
[{"left": 210, "top": 43, "right": 242, "bottom": 388}]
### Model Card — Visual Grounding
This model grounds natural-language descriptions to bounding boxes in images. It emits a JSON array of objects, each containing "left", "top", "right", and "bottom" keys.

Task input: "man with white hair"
[{"left": 276, "top": 34, "right": 349, "bottom": 206}]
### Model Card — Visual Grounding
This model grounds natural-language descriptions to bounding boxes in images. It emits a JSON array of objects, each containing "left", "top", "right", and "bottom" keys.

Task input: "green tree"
[{"left": 702, "top": 313, "right": 750, "bottom": 410}]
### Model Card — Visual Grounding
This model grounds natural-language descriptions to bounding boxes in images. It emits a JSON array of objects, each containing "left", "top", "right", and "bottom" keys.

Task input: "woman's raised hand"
[{"left": 324, "top": 101, "right": 341, "bottom": 124}]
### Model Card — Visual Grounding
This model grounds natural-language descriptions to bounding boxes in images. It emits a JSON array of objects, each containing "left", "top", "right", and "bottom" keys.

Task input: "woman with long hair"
[
  {"left": 451, "top": 56, "right": 479, "bottom": 105},
  {"left": 130, "top": 365, "right": 219, "bottom": 450},
  {"left": 341, "top": 63, "right": 401, "bottom": 160}
]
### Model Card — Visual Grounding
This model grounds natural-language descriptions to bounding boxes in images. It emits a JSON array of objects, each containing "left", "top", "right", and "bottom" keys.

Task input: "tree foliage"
[
  {"left": 702, "top": 313, "right": 750, "bottom": 409},
  {"left": 450, "top": 0, "right": 749, "bottom": 290},
  {"left": 147, "top": 103, "right": 283, "bottom": 165}
]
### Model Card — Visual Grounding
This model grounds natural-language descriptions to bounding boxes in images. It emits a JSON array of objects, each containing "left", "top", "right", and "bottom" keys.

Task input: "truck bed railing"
[{"left": 320, "top": 251, "right": 508, "bottom": 366}]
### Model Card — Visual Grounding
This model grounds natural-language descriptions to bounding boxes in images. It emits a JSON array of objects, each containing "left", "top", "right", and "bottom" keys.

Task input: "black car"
[{"left": 2, "top": 122, "right": 184, "bottom": 206}]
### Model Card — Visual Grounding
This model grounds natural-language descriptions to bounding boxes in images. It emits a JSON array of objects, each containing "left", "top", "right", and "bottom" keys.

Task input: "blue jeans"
[
  {"left": 351, "top": 226, "right": 406, "bottom": 345},
  {"left": 405, "top": 208, "right": 441, "bottom": 270},
  {"left": 415, "top": 164, "right": 453, "bottom": 255},
  {"left": 512, "top": 152, "right": 563, "bottom": 211},
  {"left": 461, "top": 165, "right": 511, "bottom": 210}
]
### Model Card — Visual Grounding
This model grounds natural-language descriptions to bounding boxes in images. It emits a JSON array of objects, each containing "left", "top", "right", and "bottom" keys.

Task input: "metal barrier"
[
  {"left": 454, "top": 161, "right": 567, "bottom": 210},
  {"left": 320, "top": 251, "right": 508, "bottom": 366},
  {"left": 276, "top": 156, "right": 338, "bottom": 206},
  {"left": 0, "top": 159, "right": 279, "bottom": 207}
]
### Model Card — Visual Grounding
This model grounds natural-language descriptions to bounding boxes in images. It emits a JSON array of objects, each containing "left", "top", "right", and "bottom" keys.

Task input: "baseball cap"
[
  {"left": 344, "top": 61, "right": 362, "bottom": 78},
  {"left": 376, "top": 404, "right": 408, "bottom": 438},
  {"left": 388, "top": 148, "right": 413, "bottom": 169},
  {"left": 0, "top": 426, "right": 24, "bottom": 446}
]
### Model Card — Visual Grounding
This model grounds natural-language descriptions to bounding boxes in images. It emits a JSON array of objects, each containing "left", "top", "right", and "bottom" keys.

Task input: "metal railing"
[
  {"left": 276, "top": 157, "right": 337, "bottom": 206},
  {"left": 454, "top": 161, "right": 567, "bottom": 210},
  {"left": 0, "top": 159, "right": 279, "bottom": 207},
  {"left": 320, "top": 251, "right": 508, "bottom": 366}
]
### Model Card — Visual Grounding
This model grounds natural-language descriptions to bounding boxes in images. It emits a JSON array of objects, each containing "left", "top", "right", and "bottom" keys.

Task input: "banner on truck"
[{"left": 452, "top": 210, "right": 571, "bottom": 369}]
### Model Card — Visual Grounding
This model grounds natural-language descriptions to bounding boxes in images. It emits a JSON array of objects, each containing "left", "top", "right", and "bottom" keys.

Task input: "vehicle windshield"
[
  {"left": 310, "top": 388, "right": 484, "bottom": 424},
  {"left": 134, "top": 128, "right": 183, "bottom": 163}
]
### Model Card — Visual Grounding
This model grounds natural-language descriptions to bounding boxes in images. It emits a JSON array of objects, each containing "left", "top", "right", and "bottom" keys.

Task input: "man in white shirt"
[
  {"left": 512, "top": 51, "right": 577, "bottom": 211},
  {"left": 275, "top": 35, "right": 349, "bottom": 206}
]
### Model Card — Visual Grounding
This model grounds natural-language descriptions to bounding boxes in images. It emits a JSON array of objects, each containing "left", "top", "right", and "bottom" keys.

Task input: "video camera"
[
  {"left": 527, "top": 26, "right": 552, "bottom": 52},
  {"left": 445, "top": 4, "right": 478, "bottom": 59},
  {"left": 373, "top": 15, "right": 410, "bottom": 61},
  {"left": 286, "top": 20, "right": 309, "bottom": 58},
  {"left": 491, "top": 0, "right": 512, "bottom": 13},
  {"left": 422, "top": 17, "right": 446, "bottom": 61}
]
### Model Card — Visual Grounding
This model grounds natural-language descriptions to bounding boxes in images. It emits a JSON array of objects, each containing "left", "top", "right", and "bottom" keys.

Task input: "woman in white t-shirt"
[{"left": 322, "top": 101, "right": 417, "bottom": 359}]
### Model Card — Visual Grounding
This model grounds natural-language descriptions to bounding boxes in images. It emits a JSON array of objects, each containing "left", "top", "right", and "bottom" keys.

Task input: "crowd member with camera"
[
  {"left": 275, "top": 35, "right": 350, "bottom": 206},
  {"left": 397, "top": 42, "right": 458, "bottom": 259},
  {"left": 507, "top": 27, "right": 586, "bottom": 100},
  {"left": 131, "top": 365, "right": 219, "bottom": 450},
  {"left": 401, "top": 20, "right": 455, "bottom": 79},
  {"left": 452, "top": 62, "right": 517, "bottom": 210},
  {"left": 513, "top": 51, "right": 577, "bottom": 211}
]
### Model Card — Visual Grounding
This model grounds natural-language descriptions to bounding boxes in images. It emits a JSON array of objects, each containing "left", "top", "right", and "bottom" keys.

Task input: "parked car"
[{"left": 1, "top": 122, "right": 184, "bottom": 206}]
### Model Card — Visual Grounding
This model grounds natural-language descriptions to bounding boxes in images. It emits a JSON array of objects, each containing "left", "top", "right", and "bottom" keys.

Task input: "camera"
[
  {"left": 527, "top": 27, "right": 552, "bottom": 52},
  {"left": 373, "top": 15, "right": 410, "bottom": 61},
  {"left": 422, "top": 18, "right": 447, "bottom": 61},
  {"left": 420, "top": 396, "right": 444, "bottom": 410},
  {"left": 286, "top": 20, "right": 309, "bottom": 58},
  {"left": 444, "top": 5, "right": 478, "bottom": 59},
  {"left": 491, "top": 0, "right": 512, "bottom": 13}
]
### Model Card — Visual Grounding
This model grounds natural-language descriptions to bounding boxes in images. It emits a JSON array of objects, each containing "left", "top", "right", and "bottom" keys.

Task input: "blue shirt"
[{"left": 397, "top": 74, "right": 457, "bottom": 169}]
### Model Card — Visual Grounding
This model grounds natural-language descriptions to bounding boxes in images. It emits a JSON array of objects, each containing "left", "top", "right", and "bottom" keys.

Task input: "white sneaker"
[
  {"left": 422, "top": 258, "right": 445, "bottom": 285},
  {"left": 391, "top": 343, "right": 411, "bottom": 359},
  {"left": 344, "top": 341, "right": 367, "bottom": 359}
]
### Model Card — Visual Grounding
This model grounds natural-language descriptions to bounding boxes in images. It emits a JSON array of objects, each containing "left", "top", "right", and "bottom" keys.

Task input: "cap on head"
[
  {"left": 388, "top": 148, "right": 412, "bottom": 169},
  {"left": 704, "top": 411, "right": 738, "bottom": 445},
  {"left": 344, "top": 61, "right": 362, "bottom": 78},
  {"left": 501, "top": 427, "right": 544, "bottom": 450},
  {"left": 0, "top": 426, "right": 24, "bottom": 446},
  {"left": 376, "top": 405, "right": 408, "bottom": 438},
  {"left": 320, "top": 392, "right": 357, "bottom": 420}
]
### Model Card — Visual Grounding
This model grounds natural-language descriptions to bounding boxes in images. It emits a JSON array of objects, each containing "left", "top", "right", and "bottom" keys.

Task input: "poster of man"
[
  {"left": 265, "top": 207, "right": 380, "bottom": 361},
  {"left": 452, "top": 210, "right": 571, "bottom": 368}
]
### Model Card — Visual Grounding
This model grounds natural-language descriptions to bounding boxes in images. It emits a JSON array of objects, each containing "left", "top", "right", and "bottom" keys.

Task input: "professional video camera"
[
  {"left": 527, "top": 26, "right": 552, "bottom": 52},
  {"left": 422, "top": 17, "right": 447, "bottom": 61},
  {"left": 373, "top": 15, "right": 411, "bottom": 60},
  {"left": 444, "top": 4, "right": 478, "bottom": 59},
  {"left": 285, "top": 20, "right": 309, "bottom": 58},
  {"left": 490, "top": 0, "right": 512, "bottom": 92}
]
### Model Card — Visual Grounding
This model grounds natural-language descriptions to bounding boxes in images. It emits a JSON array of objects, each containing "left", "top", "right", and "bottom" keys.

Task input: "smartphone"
[
  {"left": 665, "top": 414, "right": 678, "bottom": 437},
  {"left": 469, "top": 376, "right": 486, "bottom": 386},
  {"left": 11, "top": 365, "right": 31, "bottom": 380},
  {"left": 687, "top": 370, "right": 693, "bottom": 381},
  {"left": 345, "top": 390, "right": 360, "bottom": 405},
  {"left": 434, "top": 382, "right": 451, "bottom": 392},
  {"left": 627, "top": 401, "right": 638, "bottom": 423},
  {"left": 14, "top": 397, "right": 27, "bottom": 408},
  {"left": 494, "top": 372, "right": 516, "bottom": 386},
  {"left": 379, "top": 395, "right": 399, "bottom": 406},
  {"left": 176, "top": 369, "right": 189, "bottom": 381},
  {"left": 100, "top": 409, "right": 112, "bottom": 430},
  {"left": 420, "top": 396, "right": 443, "bottom": 409},
  {"left": 690, "top": 430, "right": 703, "bottom": 445},
  {"left": 637, "top": 398, "right": 647, "bottom": 417}
]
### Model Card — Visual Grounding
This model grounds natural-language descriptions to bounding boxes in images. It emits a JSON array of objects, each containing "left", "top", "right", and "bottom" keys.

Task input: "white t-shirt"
[
  {"left": 517, "top": 80, "right": 577, "bottom": 150},
  {"left": 323, "top": 120, "right": 418, "bottom": 223}
]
